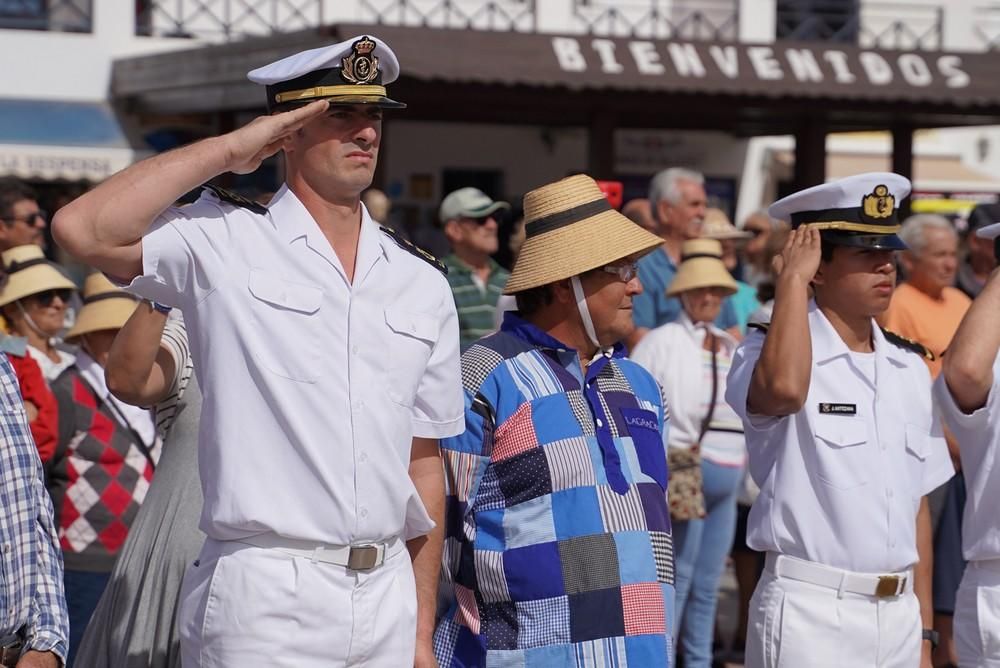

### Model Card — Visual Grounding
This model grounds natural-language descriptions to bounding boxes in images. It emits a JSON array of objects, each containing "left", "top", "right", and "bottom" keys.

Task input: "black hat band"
[
  {"left": 526, "top": 199, "right": 612, "bottom": 239},
  {"left": 790, "top": 206, "right": 898, "bottom": 228},
  {"left": 83, "top": 292, "right": 139, "bottom": 305}
]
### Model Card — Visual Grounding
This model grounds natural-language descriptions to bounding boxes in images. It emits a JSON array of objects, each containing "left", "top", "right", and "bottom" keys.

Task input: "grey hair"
[
  {"left": 898, "top": 214, "right": 956, "bottom": 255},
  {"left": 648, "top": 167, "right": 704, "bottom": 209}
]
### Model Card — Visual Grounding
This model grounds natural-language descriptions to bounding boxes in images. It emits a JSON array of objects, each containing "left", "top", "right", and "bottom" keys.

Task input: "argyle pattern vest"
[{"left": 48, "top": 367, "right": 156, "bottom": 572}]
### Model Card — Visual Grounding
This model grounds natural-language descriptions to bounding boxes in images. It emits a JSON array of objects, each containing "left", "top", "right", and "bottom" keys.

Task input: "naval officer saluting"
[
  {"left": 52, "top": 35, "right": 464, "bottom": 667},
  {"left": 726, "top": 173, "right": 954, "bottom": 668}
]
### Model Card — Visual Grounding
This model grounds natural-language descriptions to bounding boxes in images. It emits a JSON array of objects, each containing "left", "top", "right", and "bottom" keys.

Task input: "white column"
[{"left": 740, "top": 0, "right": 776, "bottom": 43}]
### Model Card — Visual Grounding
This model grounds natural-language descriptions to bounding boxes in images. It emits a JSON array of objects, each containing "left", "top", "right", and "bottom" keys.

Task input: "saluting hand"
[
  {"left": 772, "top": 225, "right": 822, "bottom": 286},
  {"left": 220, "top": 100, "right": 330, "bottom": 175}
]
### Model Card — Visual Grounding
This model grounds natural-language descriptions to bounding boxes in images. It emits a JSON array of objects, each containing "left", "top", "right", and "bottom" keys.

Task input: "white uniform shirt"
[
  {"left": 933, "top": 355, "right": 1000, "bottom": 562},
  {"left": 726, "top": 301, "right": 954, "bottom": 573},
  {"left": 126, "top": 185, "right": 464, "bottom": 545}
]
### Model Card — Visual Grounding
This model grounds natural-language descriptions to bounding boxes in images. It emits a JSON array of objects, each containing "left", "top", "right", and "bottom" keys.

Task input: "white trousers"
[
  {"left": 955, "top": 559, "right": 1000, "bottom": 668},
  {"left": 179, "top": 537, "right": 417, "bottom": 667},
  {"left": 745, "top": 569, "right": 921, "bottom": 668}
]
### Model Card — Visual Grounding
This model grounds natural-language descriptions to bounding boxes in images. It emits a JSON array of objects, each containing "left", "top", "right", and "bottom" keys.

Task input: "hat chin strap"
[
  {"left": 570, "top": 276, "right": 602, "bottom": 351},
  {"left": 15, "top": 300, "right": 51, "bottom": 343}
]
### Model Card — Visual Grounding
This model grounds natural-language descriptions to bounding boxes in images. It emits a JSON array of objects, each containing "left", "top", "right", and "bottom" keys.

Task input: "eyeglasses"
[
  {"left": 601, "top": 262, "right": 640, "bottom": 283},
  {"left": 2, "top": 210, "right": 47, "bottom": 226},
  {"left": 30, "top": 289, "right": 72, "bottom": 307}
]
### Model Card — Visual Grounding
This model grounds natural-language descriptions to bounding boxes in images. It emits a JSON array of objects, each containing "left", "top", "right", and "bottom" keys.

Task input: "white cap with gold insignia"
[
  {"left": 248, "top": 34, "right": 405, "bottom": 111},
  {"left": 768, "top": 172, "right": 911, "bottom": 250}
]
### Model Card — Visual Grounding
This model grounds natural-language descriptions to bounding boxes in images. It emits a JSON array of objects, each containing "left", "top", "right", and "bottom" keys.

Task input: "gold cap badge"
[
  {"left": 341, "top": 36, "right": 380, "bottom": 85},
  {"left": 862, "top": 184, "right": 895, "bottom": 220}
]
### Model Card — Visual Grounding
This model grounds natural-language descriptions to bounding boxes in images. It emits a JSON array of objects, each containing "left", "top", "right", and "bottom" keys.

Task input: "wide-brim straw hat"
[
  {"left": 504, "top": 174, "right": 663, "bottom": 294},
  {"left": 0, "top": 245, "right": 76, "bottom": 308},
  {"left": 65, "top": 273, "right": 140, "bottom": 342},
  {"left": 667, "top": 238, "right": 739, "bottom": 297},
  {"left": 701, "top": 208, "right": 752, "bottom": 241}
]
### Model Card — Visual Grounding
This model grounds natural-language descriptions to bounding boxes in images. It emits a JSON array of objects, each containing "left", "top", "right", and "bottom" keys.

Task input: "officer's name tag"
[{"left": 818, "top": 402, "right": 857, "bottom": 415}]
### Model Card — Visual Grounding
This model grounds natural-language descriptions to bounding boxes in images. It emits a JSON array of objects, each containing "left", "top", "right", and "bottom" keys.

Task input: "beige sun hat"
[
  {"left": 0, "top": 245, "right": 77, "bottom": 308},
  {"left": 700, "top": 208, "right": 752, "bottom": 241},
  {"left": 667, "top": 238, "right": 739, "bottom": 297},
  {"left": 64, "top": 273, "right": 140, "bottom": 342},
  {"left": 504, "top": 174, "right": 663, "bottom": 294}
]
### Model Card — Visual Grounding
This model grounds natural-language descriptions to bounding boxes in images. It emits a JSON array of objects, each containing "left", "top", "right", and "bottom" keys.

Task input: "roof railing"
[{"left": 571, "top": 0, "right": 739, "bottom": 41}]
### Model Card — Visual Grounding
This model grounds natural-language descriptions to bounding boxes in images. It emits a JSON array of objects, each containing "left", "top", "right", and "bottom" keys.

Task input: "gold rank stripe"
[
  {"left": 275, "top": 84, "right": 387, "bottom": 104},
  {"left": 804, "top": 221, "right": 902, "bottom": 234}
]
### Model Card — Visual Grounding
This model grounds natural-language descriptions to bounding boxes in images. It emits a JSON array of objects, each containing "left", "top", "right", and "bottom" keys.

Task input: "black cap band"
[{"left": 526, "top": 199, "right": 612, "bottom": 239}]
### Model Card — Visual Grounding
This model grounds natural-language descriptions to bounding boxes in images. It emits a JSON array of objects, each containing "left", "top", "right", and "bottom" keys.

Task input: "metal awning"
[
  {"left": 111, "top": 24, "right": 1000, "bottom": 131},
  {"left": 0, "top": 99, "right": 149, "bottom": 181}
]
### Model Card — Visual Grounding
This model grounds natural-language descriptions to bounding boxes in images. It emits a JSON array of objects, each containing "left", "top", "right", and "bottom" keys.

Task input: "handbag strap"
[
  {"left": 697, "top": 330, "right": 719, "bottom": 446},
  {"left": 101, "top": 396, "right": 157, "bottom": 472}
]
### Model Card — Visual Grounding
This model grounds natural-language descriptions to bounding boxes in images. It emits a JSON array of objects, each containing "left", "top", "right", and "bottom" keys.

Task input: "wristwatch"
[
  {"left": 150, "top": 301, "right": 173, "bottom": 315},
  {"left": 922, "top": 628, "right": 939, "bottom": 649}
]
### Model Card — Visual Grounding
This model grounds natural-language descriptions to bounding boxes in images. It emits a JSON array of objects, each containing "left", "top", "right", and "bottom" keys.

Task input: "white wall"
[{"left": 0, "top": 0, "right": 205, "bottom": 102}]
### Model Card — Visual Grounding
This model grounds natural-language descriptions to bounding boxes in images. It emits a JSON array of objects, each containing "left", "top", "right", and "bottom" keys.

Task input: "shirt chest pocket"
[
  {"left": 384, "top": 307, "right": 437, "bottom": 407},
  {"left": 621, "top": 407, "right": 667, "bottom": 489},
  {"left": 247, "top": 269, "right": 324, "bottom": 383},
  {"left": 813, "top": 414, "right": 869, "bottom": 490}
]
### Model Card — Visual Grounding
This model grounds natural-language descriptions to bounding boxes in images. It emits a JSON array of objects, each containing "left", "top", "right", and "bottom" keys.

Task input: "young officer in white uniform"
[
  {"left": 726, "top": 173, "right": 954, "bottom": 668},
  {"left": 935, "top": 222, "right": 1000, "bottom": 667},
  {"left": 51, "top": 36, "right": 464, "bottom": 667}
]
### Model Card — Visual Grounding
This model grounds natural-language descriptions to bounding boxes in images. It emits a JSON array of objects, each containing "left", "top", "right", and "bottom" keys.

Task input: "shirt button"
[
  {"left": 887, "top": 489, "right": 894, "bottom": 498},
  {"left": 352, "top": 345, "right": 359, "bottom": 355},
  {"left": 360, "top": 508, "right": 369, "bottom": 518},
  {"left": 596, "top": 419, "right": 603, "bottom": 428},
  {"left": 360, "top": 452, "right": 368, "bottom": 463},
  {"left": 353, "top": 400, "right": 364, "bottom": 412}
]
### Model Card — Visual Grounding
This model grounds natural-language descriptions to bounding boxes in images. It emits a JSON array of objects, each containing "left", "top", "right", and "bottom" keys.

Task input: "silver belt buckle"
[{"left": 347, "top": 545, "right": 379, "bottom": 570}]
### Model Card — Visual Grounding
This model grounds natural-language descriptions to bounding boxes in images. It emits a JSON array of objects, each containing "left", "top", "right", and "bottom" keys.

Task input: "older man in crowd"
[
  {"left": 439, "top": 187, "right": 511, "bottom": 351},
  {"left": 434, "top": 174, "right": 676, "bottom": 666},
  {"left": 629, "top": 168, "right": 738, "bottom": 349},
  {"left": 882, "top": 214, "right": 970, "bottom": 378}
]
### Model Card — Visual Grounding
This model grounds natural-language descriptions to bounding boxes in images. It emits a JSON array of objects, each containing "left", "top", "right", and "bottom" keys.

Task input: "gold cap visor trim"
[
  {"left": 804, "top": 221, "right": 902, "bottom": 234},
  {"left": 275, "top": 84, "right": 387, "bottom": 104}
]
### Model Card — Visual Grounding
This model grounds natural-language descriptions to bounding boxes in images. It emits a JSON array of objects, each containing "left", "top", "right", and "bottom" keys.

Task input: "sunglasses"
[
  {"left": 461, "top": 215, "right": 495, "bottom": 226},
  {"left": 600, "top": 262, "right": 640, "bottom": 283},
  {"left": 31, "top": 289, "right": 72, "bottom": 307},
  {"left": 2, "top": 210, "right": 47, "bottom": 226}
]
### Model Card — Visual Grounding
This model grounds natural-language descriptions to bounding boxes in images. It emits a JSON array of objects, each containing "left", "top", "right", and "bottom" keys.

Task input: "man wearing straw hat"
[
  {"left": 725, "top": 173, "right": 954, "bottom": 668},
  {"left": 53, "top": 34, "right": 462, "bottom": 667},
  {"left": 434, "top": 174, "right": 676, "bottom": 666}
]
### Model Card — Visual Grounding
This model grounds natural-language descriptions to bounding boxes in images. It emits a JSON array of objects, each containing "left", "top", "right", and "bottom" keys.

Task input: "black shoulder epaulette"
[
  {"left": 202, "top": 184, "right": 268, "bottom": 215},
  {"left": 881, "top": 327, "right": 935, "bottom": 361},
  {"left": 379, "top": 225, "right": 447, "bottom": 275},
  {"left": 747, "top": 322, "right": 769, "bottom": 334}
]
